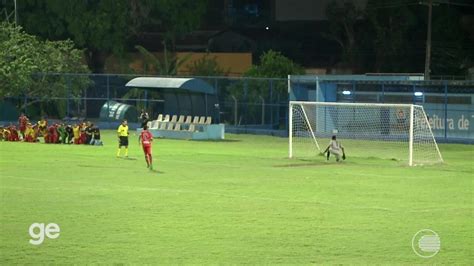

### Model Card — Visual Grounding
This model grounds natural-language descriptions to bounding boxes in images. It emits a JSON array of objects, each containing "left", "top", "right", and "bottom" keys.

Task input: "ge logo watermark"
[
  {"left": 29, "top": 223, "right": 60, "bottom": 245},
  {"left": 411, "top": 229, "right": 440, "bottom": 258}
]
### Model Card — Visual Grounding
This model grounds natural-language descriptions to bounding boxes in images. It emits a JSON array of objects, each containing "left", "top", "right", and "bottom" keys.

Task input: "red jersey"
[
  {"left": 48, "top": 125, "right": 57, "bottom": 135},
  {"left": 19, "top": 115, "right": 28, "bottom": 129},
  {"left": 9, "top": 126, "right": 19, "bottom": 141},
  {"left": 140, "top": 130, "right": 153, "bottom": 147}
]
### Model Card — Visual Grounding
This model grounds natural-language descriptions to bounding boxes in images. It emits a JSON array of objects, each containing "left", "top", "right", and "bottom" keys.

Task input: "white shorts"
[
  {"left": 329, "top": 148, "right": 343, "bottom": 160},
  {"left": 329, "top": 149, "right": 342, "bottom": 156}
]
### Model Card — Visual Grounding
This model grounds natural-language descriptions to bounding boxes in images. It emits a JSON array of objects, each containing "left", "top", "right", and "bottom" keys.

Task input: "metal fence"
[
  {"left": 2, "top": 74, "right": 289, "bottom": 130},
  {"left": 290, "top": 78, "right": 474, "bottom": 142},
  {"left": 2, "top": 73, "right": 473, "bottom": 142}
]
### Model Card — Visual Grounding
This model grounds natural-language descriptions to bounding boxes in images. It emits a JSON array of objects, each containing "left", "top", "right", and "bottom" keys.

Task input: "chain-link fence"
[
  {"left": 290, "top": 78, "right": 474, "bottom": 142},
  {"left": 2, "top": 73, "right": 473, "bottom": 142}
]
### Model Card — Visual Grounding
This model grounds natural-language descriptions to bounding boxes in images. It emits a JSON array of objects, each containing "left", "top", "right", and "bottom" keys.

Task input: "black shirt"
[
  {"left": 65, "top": 125, "right": 73, "bottom": 134},
  {"left": 85, "top": 126, "right": 94, "bottom": 136},
  {"left": 93, "top": 128, "right": 101, "bottom": 140}
]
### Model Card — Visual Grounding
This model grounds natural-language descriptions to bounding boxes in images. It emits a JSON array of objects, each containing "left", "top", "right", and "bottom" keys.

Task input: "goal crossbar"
[{"left": 291, "top": 101, "right": 418, "bottom": 108}]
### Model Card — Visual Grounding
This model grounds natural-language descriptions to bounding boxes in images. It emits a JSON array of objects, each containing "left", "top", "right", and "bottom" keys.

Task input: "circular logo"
[{"left": 412, "top": 229, "right": 440, "bottom": 258}]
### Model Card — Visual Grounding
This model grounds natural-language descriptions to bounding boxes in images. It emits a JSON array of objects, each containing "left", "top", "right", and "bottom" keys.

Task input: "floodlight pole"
[
  {"left": 14, "top": 0, "right": 18, "bottom": 26},
  {"left": 424, "top": 0, "right": 433, "bottom": 80}
]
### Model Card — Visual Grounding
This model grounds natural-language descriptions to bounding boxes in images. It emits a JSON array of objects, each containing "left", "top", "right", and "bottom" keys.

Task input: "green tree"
[
  {"left": 222, "top": 50, "right": 303, "bottom": 125},
  {"left": 430, "top": 7, "right": 473, "bottom": 76},
  {"left": 323, "top": 0, "right": 363, "bottom": 70},
  {"left": 0, "top": 22, "right": 89, "bottom": 109},
  {"left": 244, "top": 50, "right": 304, "bottom": 78},
  {"left": 151, "top": 0, "right": 209, "bottom": 49},
  {"left": 366, "top": 1, "right": 420, "bottom": 72},
  {"left": 13, "top": 0, "right": 208, "bottom": 73},
  {"left": 242, "top": 49, "right": 303, "bottom": 104},
  {"left": 15, "top": 0, "right": 129, "bottom": 73}
]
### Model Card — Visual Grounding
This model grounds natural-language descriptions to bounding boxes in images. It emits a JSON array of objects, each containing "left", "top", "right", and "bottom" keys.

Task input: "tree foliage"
[
  {"left": 150, "top": 0, "right": 208, "bottom": 45},
  {"left": 0, "top": 22, "right": 89, "bottom": 99},
  {"left": 10, "top": 0, "right": 208, "bottom": 73},
  {"left": 245, "top": 50, "right": 304, "bottom": 78},
  {"left": 323, "top": 0, "right": 363, "bottom": 69},
  {"left": 324, "top": 0, "right": 473, "bottom": 76},
  {"left": 221, "top": 50, "right": 303, "bottom": 125},
  {"left": 135, "top": 45, "right": 191, "bottom": 76},
  {"left": 186, "top": 53, "right": 229, "bottom": 76},
  {"left": 366, "top": 0, "right": 420, "bottom": 73},
  {"left": 11, "top": 0, "right": 129, "bottom": 72},
  {"left": 243, "top": 49, "right": 304, "bottom": 102},
  {"left": 430, "top": 7, "right": 473, "bottom": 76}
]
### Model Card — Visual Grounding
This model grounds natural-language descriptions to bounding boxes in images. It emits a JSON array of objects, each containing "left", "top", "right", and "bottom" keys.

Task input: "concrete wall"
[
  {"left": 176, "top": 52, "right": 252, "bottom": 76},
  {"left": 104, "top": 52, "right": 252, "bottom": 76}
]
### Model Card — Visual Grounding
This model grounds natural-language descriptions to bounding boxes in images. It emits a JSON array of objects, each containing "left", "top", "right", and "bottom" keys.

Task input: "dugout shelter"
[{"left": 126, "top": 77, "right": 224, "bottom": 140}]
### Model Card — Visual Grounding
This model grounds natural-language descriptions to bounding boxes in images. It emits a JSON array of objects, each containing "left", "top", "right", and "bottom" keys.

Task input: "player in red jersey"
[
  {"left": 79, "top": 122, "right": 87, "bottom": 145},
  {"left": 8, "top": 125, "right": 20, "bottom": 141},
  {"left": 47, "top": 124, "right": 59, "bottom": 143},
  {"left": 18, "top": 113, "right": 28, "bottom": 138},
  {"left": 139, "top": 125, "right": 154, "bottom": 170}
]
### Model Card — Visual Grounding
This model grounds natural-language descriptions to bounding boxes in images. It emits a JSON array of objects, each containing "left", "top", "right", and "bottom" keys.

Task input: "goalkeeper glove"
[{"left": 342, "top": 153, "right": 346, "bottom": 160}]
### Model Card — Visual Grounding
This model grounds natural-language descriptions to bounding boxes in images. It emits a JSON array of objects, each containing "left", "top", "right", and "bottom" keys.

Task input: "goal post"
[{"left": 289, "top": 101, "right": 443, "bottom": 166}]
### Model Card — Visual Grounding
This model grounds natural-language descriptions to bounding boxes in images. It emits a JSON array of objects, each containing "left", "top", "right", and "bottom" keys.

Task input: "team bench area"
[{"left": 140, "top": 114, "right": 225, "bottom": 140}]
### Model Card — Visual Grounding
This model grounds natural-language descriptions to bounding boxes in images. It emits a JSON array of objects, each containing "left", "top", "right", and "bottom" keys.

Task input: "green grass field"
[{"left": 0, "top": 131, "right": 472, "bottom": 264}]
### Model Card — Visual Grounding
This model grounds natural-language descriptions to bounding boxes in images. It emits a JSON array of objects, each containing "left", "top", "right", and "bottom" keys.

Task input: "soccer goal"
[{"left": 289, "top": 101, "right": 443, "bottom": 166}]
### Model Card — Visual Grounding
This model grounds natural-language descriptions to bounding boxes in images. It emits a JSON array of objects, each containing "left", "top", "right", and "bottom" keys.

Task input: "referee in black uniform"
[{"left": 117, "top": 120, "right": 129, "bottom": 157}]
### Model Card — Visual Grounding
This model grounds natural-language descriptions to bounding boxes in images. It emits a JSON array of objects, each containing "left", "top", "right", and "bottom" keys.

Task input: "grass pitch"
[{"left": 0, "top": 131, "right": 472, "bottom": 264}]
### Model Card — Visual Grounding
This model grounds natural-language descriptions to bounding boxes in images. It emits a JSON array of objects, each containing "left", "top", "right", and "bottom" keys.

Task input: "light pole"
[
  {"left": 14, "top": 0, "right": 17, "bottom": 25},
  {"left": 424, "top": 0, "right": 433, "bottom": 80}
]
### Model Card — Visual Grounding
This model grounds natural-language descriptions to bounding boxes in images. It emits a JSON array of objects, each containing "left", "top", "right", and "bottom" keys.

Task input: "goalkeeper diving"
[{"left": 323, "top": 135, "right": 346, "bottom": 162}]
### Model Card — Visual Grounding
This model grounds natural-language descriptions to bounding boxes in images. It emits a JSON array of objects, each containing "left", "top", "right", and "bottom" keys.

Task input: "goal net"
[{"left": 289, "top": 101, "right": 443, "bottom": 166}]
